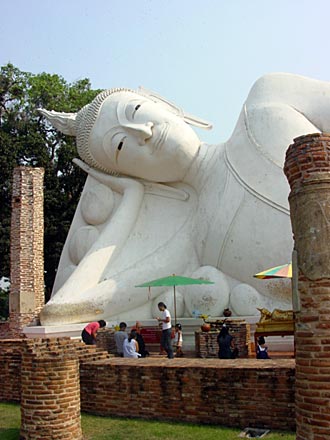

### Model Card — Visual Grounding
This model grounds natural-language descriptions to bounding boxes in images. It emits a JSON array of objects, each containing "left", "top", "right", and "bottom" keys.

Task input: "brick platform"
[
  {"left": 80, "top": 357, "right": 295, "bottom": 431},
  {"left": 0, "top": 338, "right": 295, "bottom": 432}
]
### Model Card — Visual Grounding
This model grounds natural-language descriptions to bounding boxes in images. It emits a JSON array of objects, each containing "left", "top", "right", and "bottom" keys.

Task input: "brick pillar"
[
  {"left": 284, "top": 133, "right": 330, "bottom": 440},
  {"left": 9, "top": 167, "right": 45, "bottom": 337},
  {"left": 20, "top": 339, "right": 82, "bottom": 440}
]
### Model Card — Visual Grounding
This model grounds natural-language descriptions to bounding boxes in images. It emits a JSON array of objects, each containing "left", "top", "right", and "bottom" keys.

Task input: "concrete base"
[
  {"left": 23, "top": 323, "right": 86, "bottom": 339},
  {"left": 23, "top": 316, "right": 294, "bottom": 353}
]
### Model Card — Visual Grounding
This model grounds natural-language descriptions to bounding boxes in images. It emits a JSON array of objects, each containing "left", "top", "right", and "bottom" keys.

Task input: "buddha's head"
[{"left": 40, "top": 87, "right": 212, "bottom": 182}]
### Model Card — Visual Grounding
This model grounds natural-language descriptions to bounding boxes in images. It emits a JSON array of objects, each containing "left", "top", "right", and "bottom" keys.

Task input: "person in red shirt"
[{"left": 81, "top": 320, "right": 106, "bottom": 345}]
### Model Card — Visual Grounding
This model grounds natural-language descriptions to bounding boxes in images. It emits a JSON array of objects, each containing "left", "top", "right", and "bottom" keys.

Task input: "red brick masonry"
[
  {"left": 80, "top": 357, "right": 295, "bottom": 431},
  {"left": 0, "top": 339, "right": 295, "bottom": 432},
  {"left": 284, "top": 132, "right": 330, "bottom": 440}
]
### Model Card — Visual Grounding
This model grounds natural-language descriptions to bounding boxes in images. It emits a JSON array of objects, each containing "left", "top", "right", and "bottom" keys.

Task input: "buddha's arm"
[
  {"left": 53, "top": 159, "right": 144, "bottom": 296},
  {"left": 242, "top": 73, "right": 330, "bottom": 161}
]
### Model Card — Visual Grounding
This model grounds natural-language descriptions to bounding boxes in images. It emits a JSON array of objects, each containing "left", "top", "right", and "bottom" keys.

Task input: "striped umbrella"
[{"left": 253, "top": 263, "right": 292, "bottom": 279}]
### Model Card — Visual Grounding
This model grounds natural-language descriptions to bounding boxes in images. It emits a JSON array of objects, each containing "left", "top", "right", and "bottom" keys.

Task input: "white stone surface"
[
  {"left": 39, "top": 73, "right": 330, "bottom": 326},
  {"left": 23, "top": 323, "right": 86, "bottom": 339},
  {"left": 184, "top": 266, "right": 230, "bottom": 317}
]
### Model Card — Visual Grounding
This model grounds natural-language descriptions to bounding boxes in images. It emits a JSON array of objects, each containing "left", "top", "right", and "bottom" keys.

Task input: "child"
[
  {"left": 256, "top": 336, "right": 270, "bottom": 359},
  {"left": 173, "top": 323, "right": 183, "bottom": 357}
]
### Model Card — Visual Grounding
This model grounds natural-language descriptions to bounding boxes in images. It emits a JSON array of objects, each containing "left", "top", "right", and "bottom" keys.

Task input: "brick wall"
[
  {"left": 95, "top": 328, "right": 117, "bottom": 353},
  {"left": 9, "top": 167, "right": 45, "bottom": 337},
  {"left": 80, "top": 357, "right": 295, "bottom": 431},
  {"left": 284, "top": 133, "right": 330, "bottom": 440},
  {"left": 0, "top": 339, "right": 25, "bottom": 402},
  {"left": 20, "top": 339, "right": 82, "bottom": 440},
  {"left": 0, "top": 338, "right": 295, "bottom": 432},
  {"left": 284, "top": 132, "right": 330, "bottom": 190},
  {"left": 195, "top": 321, "right": 251, "bottom": 358},
  {"left": 0, "top": 338, "right": 110, "bottom": 404}
]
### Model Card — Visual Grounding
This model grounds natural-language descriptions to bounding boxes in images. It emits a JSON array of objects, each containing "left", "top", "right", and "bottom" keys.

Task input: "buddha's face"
[{"left": 88, "top": 91, "right": 201, "bottom": 182}]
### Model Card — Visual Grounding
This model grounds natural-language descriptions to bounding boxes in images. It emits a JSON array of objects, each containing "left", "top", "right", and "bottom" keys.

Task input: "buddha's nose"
[{"left": 126, "top": 122, "right": 153, "bottom": 145}]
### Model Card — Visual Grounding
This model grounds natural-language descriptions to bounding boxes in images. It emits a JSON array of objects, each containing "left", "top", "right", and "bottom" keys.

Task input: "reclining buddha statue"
[{"left": 39, "top": 73, "right": 330, "bottom": 325}]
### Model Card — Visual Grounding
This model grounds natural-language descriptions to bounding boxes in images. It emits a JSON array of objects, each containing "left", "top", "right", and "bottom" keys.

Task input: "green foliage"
[
  {"left": 0, "top": 63, "right": 101, "bottom": 300},
  {"left": 0, "top": 403, "right": 296, "bottom": 440},
  {"left": 0, "top": 288, "right": 9, "bottom": 320}
]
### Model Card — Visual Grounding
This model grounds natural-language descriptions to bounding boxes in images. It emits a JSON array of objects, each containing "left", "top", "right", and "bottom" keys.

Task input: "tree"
[{"left": 0, "top": 63, "right": 101, "bottom": 304}]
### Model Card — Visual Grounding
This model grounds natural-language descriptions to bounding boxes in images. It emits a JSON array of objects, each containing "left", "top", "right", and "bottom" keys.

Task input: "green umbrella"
[{"left": 135, "top": 274, "right": 214, "bottom": 325}]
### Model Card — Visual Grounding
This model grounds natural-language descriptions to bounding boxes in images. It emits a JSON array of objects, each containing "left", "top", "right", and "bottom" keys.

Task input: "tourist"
[
  {"left": 123, "top": 330, "right": 141, "bottom": 358},
  {"left": 217, "top": 324, "right": 236, "bottom": 359},
  {"left": 114, "top": 321, "right": 127, "bottom": 356},
  {"left": 156, "top": 302, "right": 174, "bottom": 359},
  {"left": 256, "top": 336, "right": 270, "bottom": 359},
  {"left": 173, "top": 323, "right": 183, "bottom": 357},
  {"left": 132, "top": 321, "right": 149, "bottom": 357},
  {"left": 81, "top": 320, "right": 106, "bottom": 345}
]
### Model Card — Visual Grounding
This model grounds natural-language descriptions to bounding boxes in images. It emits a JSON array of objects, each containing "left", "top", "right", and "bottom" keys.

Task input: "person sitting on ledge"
[
  {"left": 256, "top": 336, "right": 270, "bottom": 359},
  {"left": 131, "top": 321, "right": 149, "bottom": 357},
  {"left": 217, "top": 324, "right": 237, "bottom": 359},
  {"left": 123, "top": 330, "right": 141, "bottom": 358},
  {"left": 114, "top": 321, "right": 127, "bottom": 356},
  {"left": 81, "top": 320, "right": 106, "bottom": 345}
]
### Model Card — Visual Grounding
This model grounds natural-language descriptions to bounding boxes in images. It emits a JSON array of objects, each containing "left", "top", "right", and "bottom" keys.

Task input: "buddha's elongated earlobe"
[
  {"left": 38, "top": 109, "right": 77, "bottom": 136},
  {"left": 137, "top": 86, "right": 213, "bottom": 130}
]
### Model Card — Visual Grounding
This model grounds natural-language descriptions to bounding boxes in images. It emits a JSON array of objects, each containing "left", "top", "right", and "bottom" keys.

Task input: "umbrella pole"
[{"left": 173, "top": 285, "right": 177, "bottom": 327}]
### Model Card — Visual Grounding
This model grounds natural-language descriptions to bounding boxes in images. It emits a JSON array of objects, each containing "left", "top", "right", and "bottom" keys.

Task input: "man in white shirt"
[{"left": 156, "top": 302, "right": 174, "bottom": 359}]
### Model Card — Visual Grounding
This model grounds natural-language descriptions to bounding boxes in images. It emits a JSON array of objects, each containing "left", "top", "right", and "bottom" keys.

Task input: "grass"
[{"left": 0, "top": 402, "right": 296, "bottom": 440}]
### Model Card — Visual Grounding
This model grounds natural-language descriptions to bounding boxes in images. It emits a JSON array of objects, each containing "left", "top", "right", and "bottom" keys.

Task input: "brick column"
[
  {"left": 9, "top": 167, "right": 45, "bottom": 337},
  {"left": 20, "top": 339, "right": 82, "bottom": 440},
  {"left": 284, "top": 133, "right": 330, "bottom": 440}
]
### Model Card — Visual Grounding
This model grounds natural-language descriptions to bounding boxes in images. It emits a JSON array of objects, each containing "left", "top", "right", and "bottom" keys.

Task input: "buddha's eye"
[
  {"left": 132, "top": 104, "right": 142, "bottom": 119},
  {"left": 115, "top": 136, "right": 126, "bottom": 163}
]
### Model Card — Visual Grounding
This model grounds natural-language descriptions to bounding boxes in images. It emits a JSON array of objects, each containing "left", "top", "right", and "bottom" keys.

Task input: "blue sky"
[{"left": 1, "top": 0, "right": 330, "bottom": 143}]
